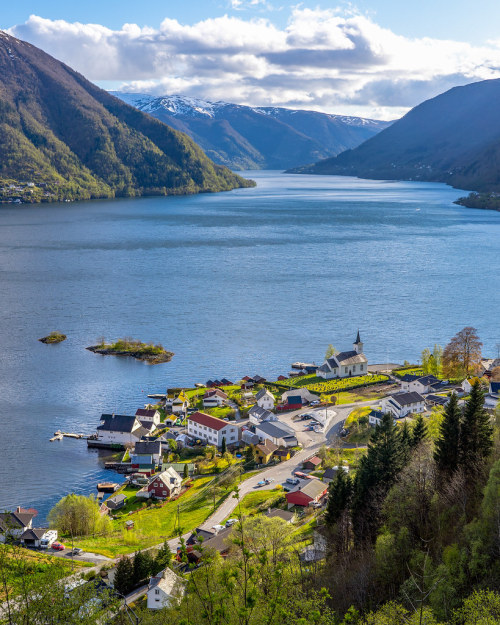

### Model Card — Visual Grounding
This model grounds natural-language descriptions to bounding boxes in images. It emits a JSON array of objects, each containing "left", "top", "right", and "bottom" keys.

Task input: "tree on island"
[{"left": 442, "top": 327, "right": 482, "bottom": 379}]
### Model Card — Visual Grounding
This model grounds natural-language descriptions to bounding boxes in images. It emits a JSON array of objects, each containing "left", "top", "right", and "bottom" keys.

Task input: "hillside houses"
[
  {"left": 0, "top": 508, "right": 36, "bottom": 543},
  {"left": 187, "top": 412, "right": 239, "bottom": 448},
  {"left": 248, "top": 405, "right": 277, "bottom": 426},
  {"left": 203, "top": 389, "right": 228, "bottom": 408},
  {"left": 94, "top": 414, "right": 145, "bottom": 447},
  {"left": 255, "top": 420, "right": 298, "bottom": 448},
  {"left": 255, "top": 388, "right": 275, "bottom": 410}
]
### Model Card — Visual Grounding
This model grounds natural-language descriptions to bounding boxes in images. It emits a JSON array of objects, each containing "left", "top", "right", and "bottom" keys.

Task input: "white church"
[{"left": 317, "top": 331, "right": 368, "bottom": 379}]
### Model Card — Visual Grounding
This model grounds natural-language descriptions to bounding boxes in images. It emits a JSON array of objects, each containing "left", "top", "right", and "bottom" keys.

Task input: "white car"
[
  {"left": 225, "top": 519, "right": 238, "bottom": 527},
  {"left": 212, "top": 524, "right": 225, "bottom": 532},
  {"left": 286, "top": 477, "right": 300, "bottom": 485}
]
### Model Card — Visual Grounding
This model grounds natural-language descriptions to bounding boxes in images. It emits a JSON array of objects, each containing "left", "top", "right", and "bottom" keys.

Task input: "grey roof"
[
  {"left": 20, "top": 528, "right": 47, "bottom": 540},
  {"left": 107, "top": 494, "right": 127, "bottom": 506},
  {"left": 97, "top": 414, "right": 138, "bottom": 433},
  {"left": 256, "top": 420, "right": 294, "bottom": 439},
  {"left": 390, "top": 392, "right": 425, "bottom": 406},
  {"left": 318, "top": 363, "right": 330, "bottom": 372},
  {"left": 416, "top": 375, "right": 440, "bottom": 386},
  {"left": 0, "top": 511, "right": 35, "bottom": 531},
  {"left": 265, "top": 508, "right": 294, "bottom": 522},
  {"left": 249, "top": 405, "right": 275, "bottom": 421},
  {"left": 203, "top": 527, "right": 234, "bottom": 553},
  {"left": 334, "top": 350, "right": 367, "bottom": 365},
  {"left": 323, "top": 467, "right": 337, "bottom": 480},
  {"left": 400, "top": 374, "right": 419, "bottom": 382},
  {"left": 134, "top": 441, "right": 161, "bottom": 455},
  {"left": 426, "top": 394, "right": 449, "bottom": 405},
  {"left": 255, "top": 388, "right": 273, "bottom": 401},
  {"left": 297, "top": 479, "right": 328, "bottom": 499}
]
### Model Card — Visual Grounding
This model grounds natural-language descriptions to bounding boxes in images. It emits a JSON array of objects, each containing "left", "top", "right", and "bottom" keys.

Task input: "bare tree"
[{"left": 442, "top": 326, "right": 482, "bottom": 378}]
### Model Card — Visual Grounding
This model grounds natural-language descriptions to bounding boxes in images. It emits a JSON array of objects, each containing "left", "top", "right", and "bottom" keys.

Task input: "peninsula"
[{"left": 86, "top": 338, "right": 174, "bottom": 364}]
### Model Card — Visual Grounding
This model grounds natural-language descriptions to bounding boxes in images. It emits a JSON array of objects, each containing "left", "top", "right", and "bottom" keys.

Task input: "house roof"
[
  {"left": 426, "top": 394, "right": 449, "bottom": 405},
  {"left": 281, "top": 388, "right": 319, "bottom": 402},
  {"left": 204, "top": 389, "right": 228, "bottom": 400},
  {"left": 188, "top": 412, "right": 228, "bottom": 431},
  {"left": 152, "top": 467, "right": 182, "bottom": 488},
  {"left": 203, "top": 527, "right": 234, "bottom": 553},
  {"left": 415, "top": 375, "right": 440, "bottom": 386},
  {"left": 134, "top": 441, "right": 161, "bottom": 455},
  {"left": 0, "top": 511, "right": 35, "bottom": 531},
  {"left": 323, "top": 467, "right": 337, "bottom": 479},
  {"left": 265, "top": 508, "right": 294, "bottom": 522},
  {"left": 135, "top": 408, "right": 158, "bottom": 418},
  {"left": 389, "top": 392, "right": 425, "bottom": 406},
  {"left": 255, "top": 440, "right": 278, "bottom": 456},
  {"left": 186, "top": 527, "right": 215, "bottom": 545},
  {"left": 220, "top": 378, "right": 233, "bottom": 385},
  {"left": 97, "top": 414, "right": 139, "bottom": 433},
  {"left": 107, "top": 494, "right": 127, "bottom": 505},
  {"left": 253, "top": 375, "right": 266, "bottom": 383},
  {"left": 255, "top": 388, "right": 273, "bottom": 401},
  {"left": 148, "top": 568, "right": 183, "bottom": 597},
  {"left": 256, "top": 420, "right": 294, "bottom": 439},
  {"left": 286, "top": 395, "right": 303, "bottom": 405},
  {"left": 20, "top": 528, "right": 48, "bottom": 540},
  {"left": 297, "top": 479, "right": 327, "bottom": 499},
  {"left": 138, "top": 420, "right": 156, "bottom": 432},
  {"left": 333, "top": 350, "right": 367, "bottom": 365},
  {"left": 490, "top": 382, "right": 500, "bottom": 394},
  {"left": 249, "top": 405, "right": 274, "bottom": 421},
  {"left": 304, "top": 456, "right": 322, "bottom": 466}
]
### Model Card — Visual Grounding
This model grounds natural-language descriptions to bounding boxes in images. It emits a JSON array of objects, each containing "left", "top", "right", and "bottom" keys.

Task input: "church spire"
[
  {"left": 353, "top": 330, "right": 363, "bottom": 354},
  {"left": 355, "top": 329, "right": 361, "bottom": 345}
]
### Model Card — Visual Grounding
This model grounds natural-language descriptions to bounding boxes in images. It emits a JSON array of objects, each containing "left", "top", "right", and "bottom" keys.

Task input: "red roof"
[
  {"left": 305, "top": 456, "right": 322, "bottom": 466},
  {"left": 135, "top": 408, "right": 157, "bottom": 417},
  {"left": 188, "top": 412, "right": 227, "bottom": 431}
]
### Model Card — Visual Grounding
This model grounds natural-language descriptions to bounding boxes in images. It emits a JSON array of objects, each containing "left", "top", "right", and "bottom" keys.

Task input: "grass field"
[
  {"left": 273, "top": 373, "right": 389, "bottom": 395},
  {"left": 229, "top": 489, "right": 286, "bottom": 521}
]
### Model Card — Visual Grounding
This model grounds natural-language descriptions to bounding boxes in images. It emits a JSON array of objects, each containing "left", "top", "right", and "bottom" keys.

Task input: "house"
[
  {"left": 20, "top": 528, "right": 57, "bottom": 549},
  {"left": 368, "top": 408, "right": 384, "bottom": 426},
  {"left": 147, "top": 568, "right": 184, "bottom": 610},
  {"left": 255, "top": 420, "right": 298, "bottom": 448},
  {"left": 248, "top": 405, "right": 277, "bottom": 426},
  {"left": 135, "top": 408, "right": 161, "bottom": 427},
  {"left": 94, "top": 414, "right": 143, "bottom": 447},
  {"left": 203, "top": 389, "right": 228, "bottom": 408},
  {"left": 279, "top": 395, "right": 303, "bottom": 410},
  {"left": 317, "top": 332, "right": 368, "bottom": 379},
  {"left": 186, "top": 527, "right": 215, "bottom": 546},
  {"left": 0, "top": 508, "right": 36, "bottom": 543},
  {"left": 381, "top": 392, "right": 426, "bottom": 418},
  {"left": 131, "top": 441, "right": 162, "bottom": 472},
  {"left": 241, "top": 381, "right": 255, "bottom": 391},
  {"left": 425, "top": 394, "right": 450, "bottom": 408},
  {"left": 172, "top": 392, "right": 189, "bottom": 415},
  {"left": 286, "top": 480, "right": 328, "bottom": 507},
  {"left": 253, "top": 375, "right": 266, "bottom": 384},
  {"left": 274, "top": 449, "right": 291, "bottom": 462},
  {"left": 255, "top": 388, "right": 275, "bottom": 410},
  {"left": 220, "top": 378, "right": 234, "bottom": 386},
  {"left": 187, "top": 412, "right": 239, "bottom": 448},
  {"left": 105, "top": 494, "right": 127, "bottom": 510},
  {"left": 201, "top": 526, "right": 234, "bottom": 557},
  {"left": 400, "top": 375, "right": 441, "bottom": 394},
  {"left": 489, "top": 381, "right": 500, "bottom": 396},
  {"left": 461, "top": 377, "right": 483, "bottom": 394},
  {"left": 254, "top": 440, "right": 278, "bottom": 464},
  {"left": 303, "top": 456, "right": 322, "bottom": 470},
  {"left": 322, "top": 466, "right": 349, "bottom": 483},
  {"left": 277, "top": 375, "right": 288, "bottom": 381},
  {"left": 265, "top": 508, "right": 295, "bottom": 523},
  {"left": 141, "top": 467, "right": 182, "bottom": 500},
  {"left": 280, "top": 387, "right": 319, "bottom": 406}
]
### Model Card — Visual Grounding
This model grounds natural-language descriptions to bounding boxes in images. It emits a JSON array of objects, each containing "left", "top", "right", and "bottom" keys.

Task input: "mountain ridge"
[
  {"left": 0, "top": 31, "right": 253, "bottom": 204},
  {"left": 112, "top": 92, "right": 391, "bottom": 170}
]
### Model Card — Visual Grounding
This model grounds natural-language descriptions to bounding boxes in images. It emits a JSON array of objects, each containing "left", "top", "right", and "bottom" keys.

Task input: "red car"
[{"left": 51, "top": 542, "right": 65, "bottom": 551}]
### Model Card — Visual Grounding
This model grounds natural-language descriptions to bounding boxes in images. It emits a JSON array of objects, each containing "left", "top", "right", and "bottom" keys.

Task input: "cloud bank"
[{"left": 8, "top": 7, "right": 500, "bottom": 119}]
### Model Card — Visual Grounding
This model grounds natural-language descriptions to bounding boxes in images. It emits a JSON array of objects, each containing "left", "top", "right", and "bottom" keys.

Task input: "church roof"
[
  {"left": 355, "top": 330, "right": 361, "bottom": 344},
  {"left": 333, "top": 350, "right": 367, "bottom": 365}
]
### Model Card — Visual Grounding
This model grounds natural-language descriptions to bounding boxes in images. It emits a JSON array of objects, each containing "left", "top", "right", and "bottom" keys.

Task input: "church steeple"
[{"left": 353, "top": 330, "right": 363, "bottom": 354}]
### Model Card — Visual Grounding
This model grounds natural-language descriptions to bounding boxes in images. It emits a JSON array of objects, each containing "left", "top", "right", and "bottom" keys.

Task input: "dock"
[
  {"left": 291, "top": 361, "right": 316, "bottom": 370},
  {"left": 147, "top": 393, "right": 166, "bottom": 399}
]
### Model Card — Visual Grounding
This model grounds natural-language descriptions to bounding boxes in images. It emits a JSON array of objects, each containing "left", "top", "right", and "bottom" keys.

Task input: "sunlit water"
[{"left": 0, "top": 171, "right": 499, "bottom": 521}]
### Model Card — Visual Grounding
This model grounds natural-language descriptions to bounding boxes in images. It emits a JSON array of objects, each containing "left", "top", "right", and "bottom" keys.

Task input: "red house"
[
  {"left": 303, "top": 456, "right": 322, "bottom": 470},
  {"left": 286, "top": 480, "right": 328, "bottom": 507},
  {"left": 146, "top": 467, "right": 182, "bottom": 500}
]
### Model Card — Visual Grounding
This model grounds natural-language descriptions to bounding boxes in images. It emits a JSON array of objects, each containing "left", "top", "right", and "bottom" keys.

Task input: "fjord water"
[{"left": 0, "top": 171, "right": 499, "bottom": 519}]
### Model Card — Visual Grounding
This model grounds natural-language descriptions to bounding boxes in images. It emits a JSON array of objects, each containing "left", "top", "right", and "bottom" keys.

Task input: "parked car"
[
  {"left": 51, "top": 543, "right": 65, "bottom": 551},
  {"left": 225, "top": 519, "right": 238, "bottom": 527},
  {"left": 67, "top": 548, "right": 83, "bottom": 556},
  {"left": 255, "top": 480, "right": 267, "bottom": 488},
  {"left": 264, "top": 478, "right": 274, "bottom": 485},
  {"left": 294, "top": 471, "right": 309, "bottom": 479},
  {"left": 286, "top": 477, "right": 300, "bottom": 485},
  {"left": 311, "top": 501, "right": 323, "bottom": 509},
  {"left": 212, "top": 524, "right": 225, "bottom": 532},
  {"left": 310, "top": 400, "right": 320, "bottom": 405}
]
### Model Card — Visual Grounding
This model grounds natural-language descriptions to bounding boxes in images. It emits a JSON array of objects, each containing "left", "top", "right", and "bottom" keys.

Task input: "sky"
[{"left": 4, "top": 1, "right": 500, "bottom": 119}]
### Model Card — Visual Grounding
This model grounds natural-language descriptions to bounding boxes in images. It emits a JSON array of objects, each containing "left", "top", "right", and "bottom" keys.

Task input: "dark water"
[{"left": 0, "top": 171, "right": 499, "bottom": 520}]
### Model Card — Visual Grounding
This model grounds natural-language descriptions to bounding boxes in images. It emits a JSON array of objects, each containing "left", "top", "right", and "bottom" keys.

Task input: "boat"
[{"left": 96, "top": 482, "right": 119, "bottom": 493}]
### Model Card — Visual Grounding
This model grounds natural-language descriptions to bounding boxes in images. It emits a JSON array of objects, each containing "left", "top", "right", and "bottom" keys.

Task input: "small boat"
[{"left": 96, "top": 482, "right": 119, "bottom": 493}]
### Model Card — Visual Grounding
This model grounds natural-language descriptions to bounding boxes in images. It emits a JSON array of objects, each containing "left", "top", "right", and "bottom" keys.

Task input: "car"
[
  {"left": 294, "top": 471, "right": 309, "bottom": 479},
  {"left": 212, "top": 524, "right": 225, "bottom": 532},
  {"left": 264, "top": 478, "right": 274, "bottom": 485},
  {"left": 51, "top": 542, "right": 65, "bottom": 551},
  {"left": 255, "top": 480, "right": 267, "bottom": 488},
  {"left": 310, "top": 401, "right": 320, "bottom": 405},
  {"left": 286, "top": 477, "right": 300, "bottom": 485},
  {"left": 68, "top": 548, "right": 83, "bottom": 556},
  {"left": 311, "top": 501, "right": 323, "bottom": 509},
  {"left": 225, "top": 519, "right": 238, "bottom": 527},
  {"left": 303, "top": 415, "right": 313, "bottom": 420}
]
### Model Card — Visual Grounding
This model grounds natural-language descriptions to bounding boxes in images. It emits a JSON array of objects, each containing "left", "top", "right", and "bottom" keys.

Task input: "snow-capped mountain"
[{"left": 111, "top": 92, "right": 392, "bottom": 170}]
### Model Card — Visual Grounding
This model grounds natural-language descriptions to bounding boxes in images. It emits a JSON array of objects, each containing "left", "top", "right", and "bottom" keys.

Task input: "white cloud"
[{"left": 8, "top": 8, "right": 500, "bottom": 119}]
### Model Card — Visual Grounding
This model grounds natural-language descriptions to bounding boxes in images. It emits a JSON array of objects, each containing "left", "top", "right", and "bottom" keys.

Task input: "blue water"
[{"left": 0, "top": 171, "right": 499, "bottom": 521}]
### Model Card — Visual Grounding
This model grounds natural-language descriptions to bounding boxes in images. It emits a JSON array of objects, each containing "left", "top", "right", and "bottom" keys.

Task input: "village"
[{"left": 2, "top": 331, "right": 499, "bottom": 613}]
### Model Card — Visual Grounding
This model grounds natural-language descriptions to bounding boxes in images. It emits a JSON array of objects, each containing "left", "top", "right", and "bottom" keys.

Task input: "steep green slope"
[
  {"left": 0, "top": 31, "right": 253, "bottom": 203},
  {"left": 289, "top": 78, "right": 500, "bottom": 196}
]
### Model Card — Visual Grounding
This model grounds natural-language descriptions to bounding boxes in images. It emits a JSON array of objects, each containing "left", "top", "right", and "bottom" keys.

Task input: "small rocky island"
[
  {"left": 39, "top": 331, "right": 67, "bottom": 344},
  {"left": 86, "top": 338, "right": 174, "bottom": 364}
]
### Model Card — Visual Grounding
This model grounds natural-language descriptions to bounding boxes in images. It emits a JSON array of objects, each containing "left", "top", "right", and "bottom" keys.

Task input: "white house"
[
  {"left": 95, "top": 414, "right": 143, "bottom": 447},
  {"left": 20, "top": 528, "right": 58, "bottom": 549},
  {"left": 381, "top": 392, "right": 425, "bottom": 418},
  {"left": 0, "top": 509, "right": 36, "bottom": 543},
  {"left": 187, "top": 412, "right": 239, "bottom": 448},
  {"left": 400, "top": 375, "right": 441, "bottom": 394},
  {"left": 317, "top": 332, "right": 368, "bottom": 380},
  {"left": 255, "top": 420, "right": 298, "bottom": 448},
  {"left": 255, "top": 388, "right": 275, "bottom": 410},
  {"left": 135, "top": 408, "right": 161, "bottom": 427},
  {"left": 461, "top": 378, "right": 483, "bottom": 394},
  {"left": 172, "top": 392, "right": 189, "bottom": 415},
  {"left": 147, "top": 568, "right": 184, "bottom": 610},
  {"left": 203, "top": 389, "right": 228, "bottom": 408},
  {"left": 131, "top": 440, "right": 163, "bottom": 467},
  {"left": 248, "top": 405, "right": 277, "bottom": 426}
]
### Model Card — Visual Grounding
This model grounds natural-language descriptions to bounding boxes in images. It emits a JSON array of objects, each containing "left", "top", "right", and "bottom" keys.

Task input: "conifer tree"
[
  {"left": 133, "top": 550, "right": 154, "bottom": 586},
  {"left": 411, "top": 414, "right": 428, "bottom": 448},
  {"left": 434, "top": 392, "right": 461, "bottom": 475},
  {"left": 153, "top": 540, "right": 172, "bottom": 575},
  {"left": 114, "top": 556, "right": 134, "bottom": 596},
  {"left": 325, "top": 467, "right": 353, "bottom": 527},
  {"left": 221, "top": 436, "right": 227, "bottom": 454},
  {"left": 399, "top": 420, "right": 413, "bottom": 465},
  {"left": 459, "top": 381, "right": 493, "bottom": 470},
  {"left": 183, "top": 463, "right": 189, "bottom": 479}
]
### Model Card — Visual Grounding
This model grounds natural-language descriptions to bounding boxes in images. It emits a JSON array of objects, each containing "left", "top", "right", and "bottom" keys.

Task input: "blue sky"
[{"left": 4, "top": 1, "right": 500, "bottom": 119}]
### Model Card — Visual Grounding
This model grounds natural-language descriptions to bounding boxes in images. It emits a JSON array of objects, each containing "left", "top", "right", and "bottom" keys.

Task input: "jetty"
[
  {"left": 49, "top": 430, "right": 91, "bottom": 442},
  {"left": 50, "top": 433, "right": 63, "bottom": 442}
]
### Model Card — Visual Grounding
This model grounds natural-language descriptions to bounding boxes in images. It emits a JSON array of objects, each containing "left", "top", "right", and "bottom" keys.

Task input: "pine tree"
[
  {"left": 153, "top": 540, "right": 172, "bottom": 575},
  {"left": 399, "top": 420, "right": 413, "bottom": 465},
  {"left": 325, "top": 467, "right": 353, "bottom": 527},
  {"left": 411, "top": 414, "right": 428, "bottom": 447},
  {"left": 183, "top": 463, "right": 189, "bottom": 479},
  {"left": 133, "top": 550, "right": 154, "bottom": 586},
  {"left": 221, "top": 437, "right": 227, "bottom": 454},
  {"left": 434, "top": 392, "right": 461, "bottom": 475},
  {"left": 113, "top": 556, "right": 134, "bottom": 596},
  {"left": 459, "top": 381, "right": 493, "bottom": 470}
]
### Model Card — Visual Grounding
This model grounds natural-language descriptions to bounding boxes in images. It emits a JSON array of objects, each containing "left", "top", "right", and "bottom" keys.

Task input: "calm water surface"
[{"left": 0, "top": 171, "right": 499, "bottom": 520}]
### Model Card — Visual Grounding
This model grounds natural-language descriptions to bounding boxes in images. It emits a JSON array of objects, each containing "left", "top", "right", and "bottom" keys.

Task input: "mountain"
[
  {"left": 112, "top": 93, "right": 391, "bottom": 170},
  {"left": 289, "top": 79, "right": 500, "bottom": 194},
  {"left": 0, "top": 32, "right": 252, "bottom": 204}
]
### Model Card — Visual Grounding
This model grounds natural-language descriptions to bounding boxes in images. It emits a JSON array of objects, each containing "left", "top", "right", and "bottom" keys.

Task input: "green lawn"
[
  {"left": 229, "top": 489, "right": 286, "bottom": 521},
  {"left": 345, "top": 406, "right": 372, "bottom": 426},
  {"left": 75, "top": 476, "right": 227, "bottom": 557}
]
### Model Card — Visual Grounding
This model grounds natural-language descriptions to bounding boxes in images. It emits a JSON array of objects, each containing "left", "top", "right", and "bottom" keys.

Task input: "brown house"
[{"left": 302, "top": 456, "right": 322, "bottom": 470}]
